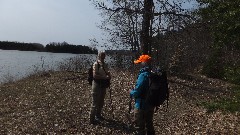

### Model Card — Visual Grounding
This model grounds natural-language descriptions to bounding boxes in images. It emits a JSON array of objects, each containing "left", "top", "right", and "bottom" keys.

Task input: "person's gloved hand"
[{"left": 129, "top": 89, "right": 134, "bottom": 98}]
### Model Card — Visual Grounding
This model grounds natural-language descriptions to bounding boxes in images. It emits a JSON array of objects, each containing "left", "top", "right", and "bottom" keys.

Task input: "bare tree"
[{"left": 90, "top": 0, "right": 196, "bottom": 54}]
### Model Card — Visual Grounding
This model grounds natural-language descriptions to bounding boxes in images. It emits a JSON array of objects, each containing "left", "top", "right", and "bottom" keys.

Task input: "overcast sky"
[{"left": 0, "top": 0, "right": 104, "bottom": 47}]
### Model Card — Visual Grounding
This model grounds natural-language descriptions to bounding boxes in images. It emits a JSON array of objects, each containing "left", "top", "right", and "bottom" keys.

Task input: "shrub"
[
  {"left": 224, "top": 66, "right": 240, "bottom": 85},
  {"left": 202, "top": 49, "right": 225, "bottom": 79}
]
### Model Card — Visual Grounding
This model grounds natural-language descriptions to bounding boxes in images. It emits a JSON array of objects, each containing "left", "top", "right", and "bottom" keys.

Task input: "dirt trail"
[{"left": 0, "top": 71, "right": 239, "bottom": 134}]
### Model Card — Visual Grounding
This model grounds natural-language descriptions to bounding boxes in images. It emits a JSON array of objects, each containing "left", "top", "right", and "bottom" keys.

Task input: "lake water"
[{"left": 0, "top": 49, "right": 97, "bottom": 83}]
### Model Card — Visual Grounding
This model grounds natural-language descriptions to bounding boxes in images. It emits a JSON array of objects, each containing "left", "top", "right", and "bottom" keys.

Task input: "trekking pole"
[
  {"left": 126, "top": 95, "right": 133, "bottom": 128},
  {"left": 128, "top": 96, "right": 132, "bottom": 114},
  {"left": 109, "top": 86, "right": 114, "bottom": 119},
  {"left": 166, "top": 84, "right": 169, "bottom": 109}
]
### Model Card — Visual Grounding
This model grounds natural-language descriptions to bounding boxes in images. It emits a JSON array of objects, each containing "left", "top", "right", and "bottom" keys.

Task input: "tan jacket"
[{"left": 93, "top": 60, "right": 109, "bottom": 80}]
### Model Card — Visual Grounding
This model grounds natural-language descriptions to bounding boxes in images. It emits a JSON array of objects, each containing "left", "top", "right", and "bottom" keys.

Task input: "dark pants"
[{"left": 134, "top": 107, "right": 155, "bottom": 135}]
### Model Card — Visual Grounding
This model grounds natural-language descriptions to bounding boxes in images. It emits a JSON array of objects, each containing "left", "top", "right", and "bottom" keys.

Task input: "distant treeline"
[
  {"left": 0, "top": 41, "right": 98, "bottom": 54},
  {"left": 0, "top": 41, "right": 45, "bottom": 51},
  {"left": 45, "top": 42, "right": 97, "bottom": 54}
]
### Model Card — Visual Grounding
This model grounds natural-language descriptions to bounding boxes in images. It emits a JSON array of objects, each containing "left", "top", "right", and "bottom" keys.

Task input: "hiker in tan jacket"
[{"left": 89, "top": 51, "right": 111, "bottom": 124}]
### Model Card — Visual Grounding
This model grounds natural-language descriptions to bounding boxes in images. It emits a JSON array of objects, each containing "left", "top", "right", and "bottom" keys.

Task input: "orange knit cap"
[{"left": 134, "top": 54, "right": 151, "bottom": 64}]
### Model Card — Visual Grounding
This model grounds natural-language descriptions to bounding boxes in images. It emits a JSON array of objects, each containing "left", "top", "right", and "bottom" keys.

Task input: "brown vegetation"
[{"left": 0, "top": 70, "right": 239, "bottom": 134}]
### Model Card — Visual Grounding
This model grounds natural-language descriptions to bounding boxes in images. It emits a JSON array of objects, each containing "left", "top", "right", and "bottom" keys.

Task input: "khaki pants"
[
  {"left": 89, "top": 80, "right": 107, "bottom": 122},
  {"left": 134, "top": 107, "right": 155, "bottom": 135}
]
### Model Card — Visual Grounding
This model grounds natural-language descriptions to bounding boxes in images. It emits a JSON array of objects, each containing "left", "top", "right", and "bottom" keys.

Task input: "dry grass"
[{"left": 0, "top": 70, "right": 239, "bottom": 134}]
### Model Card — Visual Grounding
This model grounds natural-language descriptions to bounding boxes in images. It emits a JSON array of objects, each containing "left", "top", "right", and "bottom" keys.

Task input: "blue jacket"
[{"left": 130, "top": 66, "right": 150, "bottom": 109}]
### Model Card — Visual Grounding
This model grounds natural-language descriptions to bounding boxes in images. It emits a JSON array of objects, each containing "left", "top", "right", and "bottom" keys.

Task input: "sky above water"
[
  {"left": 0, "top": 0, "right": 103, "bottom": 47},
  {"left": 0, "top": 0, "right": 198, "bottom": 49}
]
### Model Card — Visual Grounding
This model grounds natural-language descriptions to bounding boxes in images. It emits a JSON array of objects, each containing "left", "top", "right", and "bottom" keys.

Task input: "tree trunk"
[{"left": 141, "top": 0, "right": 153, "bottom": 55}]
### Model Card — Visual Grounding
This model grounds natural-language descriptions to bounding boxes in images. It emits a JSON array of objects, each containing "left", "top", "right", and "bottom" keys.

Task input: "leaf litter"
[{"left": 0, "top": 70, "right": 239, "bottom": 134}]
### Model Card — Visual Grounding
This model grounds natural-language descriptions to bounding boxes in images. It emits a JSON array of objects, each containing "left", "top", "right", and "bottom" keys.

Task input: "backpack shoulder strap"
[
  {"left": 97, "top": 61, "right": 100, "bottom": 70},
  {"left": 101, "top": 62, "right": 108, "bottom": 75},
  {"left": 93, "top": 61, "right": 100, "bottom": 71},
  {"left": 148, "top": 72, "right": 153, "bottom": 87}
]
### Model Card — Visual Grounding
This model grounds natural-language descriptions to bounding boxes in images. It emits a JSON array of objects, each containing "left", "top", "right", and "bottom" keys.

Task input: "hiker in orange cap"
[
  {"left": 130, "top": 54, "right": 155, "bottom": 135},
  {"left": 133, "top": 54, "right": 152, "bottom": 64}
]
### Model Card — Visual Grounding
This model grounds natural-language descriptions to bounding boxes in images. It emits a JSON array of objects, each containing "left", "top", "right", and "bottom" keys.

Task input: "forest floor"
[{"left": 0, "top": 70, "right": 239, "bottom": 134}]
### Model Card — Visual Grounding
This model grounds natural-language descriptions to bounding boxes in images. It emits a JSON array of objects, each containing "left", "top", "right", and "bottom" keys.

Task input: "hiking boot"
[
  {"left": 147, "top": 130, "right": 155, "bottom": 135},
  {"left": 95, "top": 115, "right": 104, "bottom": 121},
  {"left": 89, "top": 119, "right": 99, "bottom": 125}
]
